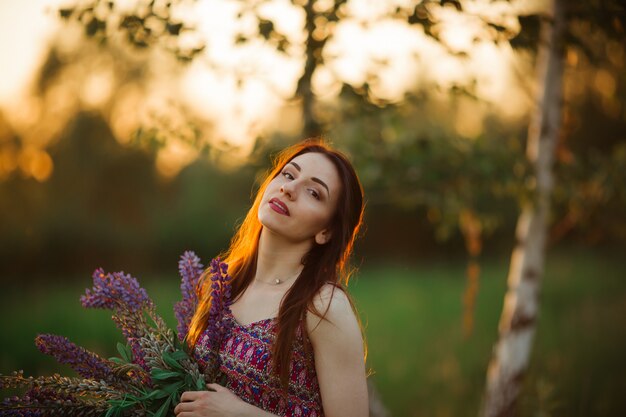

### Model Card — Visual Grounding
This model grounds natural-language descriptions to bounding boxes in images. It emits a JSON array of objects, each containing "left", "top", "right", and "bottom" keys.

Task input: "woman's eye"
[
  {"left": 309, "top": 190, "right": 320, "bottom": 200},
  {"left": 282, "top": 172, "right": 293, "bottom": 180}
]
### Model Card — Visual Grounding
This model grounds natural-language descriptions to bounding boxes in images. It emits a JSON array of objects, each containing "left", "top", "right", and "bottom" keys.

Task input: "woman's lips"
[{"left": 269, "top": 198, "right": 290, "bottom": 216}]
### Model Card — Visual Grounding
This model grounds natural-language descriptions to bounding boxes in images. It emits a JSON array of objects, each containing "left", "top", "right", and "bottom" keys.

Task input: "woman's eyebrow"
[
  {"left": 288, "top": 161, "right": 330, "bottom": 197},
  {"left": 311, "top": 178, "right": 330, "bottom": 197}
]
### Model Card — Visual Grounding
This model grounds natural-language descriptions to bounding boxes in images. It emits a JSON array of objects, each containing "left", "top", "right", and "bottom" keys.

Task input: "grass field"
[{"left": 1, "top": 246, "right": 625, "bottom": 416}]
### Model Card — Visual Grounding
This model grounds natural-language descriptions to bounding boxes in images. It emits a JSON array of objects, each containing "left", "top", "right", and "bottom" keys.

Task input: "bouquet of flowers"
[{"left": 0, "top": 251, "right": 232, "bottom": 417}]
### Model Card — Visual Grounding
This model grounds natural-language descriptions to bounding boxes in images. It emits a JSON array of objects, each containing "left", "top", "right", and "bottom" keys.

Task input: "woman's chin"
[
  {"left": 259, "top": 217, "right": 287, "bottom": 235},
  {"left": 259, "top": 206, "right": 290, "bottom": 225},
  {"left": 260, "top": 223, "right": 308, "bottom": 244}
]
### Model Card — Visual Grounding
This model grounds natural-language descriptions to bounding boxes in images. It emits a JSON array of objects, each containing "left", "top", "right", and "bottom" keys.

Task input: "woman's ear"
[{"left": 315, "top": 229, "right": 332, "bottom": 245}]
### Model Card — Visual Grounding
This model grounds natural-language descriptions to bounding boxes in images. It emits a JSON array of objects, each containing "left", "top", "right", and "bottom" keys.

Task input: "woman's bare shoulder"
[{"left": 306, "top": 283, "right": 357, "bottom": 338}]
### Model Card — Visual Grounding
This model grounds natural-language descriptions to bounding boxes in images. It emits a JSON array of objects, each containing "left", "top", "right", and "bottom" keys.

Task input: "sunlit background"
[
  {"left": 1, "top": 0, "right": 625, "bottom": 416},
  {"left": 1, "top": 0, "right": 538, "bottom": 177}
]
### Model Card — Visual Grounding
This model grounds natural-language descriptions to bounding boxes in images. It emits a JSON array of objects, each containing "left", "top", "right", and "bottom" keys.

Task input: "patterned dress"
[{"left": 194, "top": 310, "right": 325, "bottom": 417}]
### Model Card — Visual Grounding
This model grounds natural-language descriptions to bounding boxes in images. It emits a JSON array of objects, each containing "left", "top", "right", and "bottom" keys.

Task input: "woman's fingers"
[
  {"left": 174, "top": 401, "right": 195, "bottom": 414},
  {"left": 174, "top": 400, "right": 192, "bottom": 415},
  {"left": 180, "top": 391, "right": 202, "bottom": 402}
]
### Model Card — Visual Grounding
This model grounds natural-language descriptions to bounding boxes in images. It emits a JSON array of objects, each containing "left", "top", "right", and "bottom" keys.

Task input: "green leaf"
[
  {"left": 173, "top": 334, "right": 183, "bottom": 350},
  {"left": 108, "top": 393, "right": 141, "bottom": 409},
  {"left": 162, "top": 351, "right": 184, "bottom": 371},
  {"left": 104, "top": 404, "right": 125, "bottom": 417},
  {"left": 151, "top": 367, "right": 182, "bottom": 380},
  {"left": 196, "top": 376, "right": 206, "bottom": 391},
  {"left": 153, "top": 395, "right": 172, "bottom": 417},
  {"left": 150, "top": 389, "right": 170, "bottom": 400},
  {"left": 136, "top": 389, "right": 159, "bottom": 402},
  {"left": 163, "top": 381, "right": 184, "bottom": 394},
  {"left": 170, "top": 349, "right": 187, "bottom": 361},
  {"left": 116, "top": 342, "right": 131, "bottom": 363}
]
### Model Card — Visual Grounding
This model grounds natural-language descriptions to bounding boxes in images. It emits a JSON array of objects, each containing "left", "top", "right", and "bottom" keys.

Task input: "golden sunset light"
[
  {"left": 0, "top": 0, "right": 537, "bottom": 179},
  {"left": 2, "top": 1, "right": 626, "bottom": 416}
]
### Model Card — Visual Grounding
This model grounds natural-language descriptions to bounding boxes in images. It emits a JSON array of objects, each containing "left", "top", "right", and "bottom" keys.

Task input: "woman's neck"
[{"left": 255, "top": 227, "right": 310, "bottom": 283}]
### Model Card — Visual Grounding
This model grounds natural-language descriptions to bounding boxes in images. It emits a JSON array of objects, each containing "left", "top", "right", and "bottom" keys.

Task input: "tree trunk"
[
  {"left": 296, "top": 0, "right": 322, "bottom": 138},
  {"left": 480, "top": 0, "right": 565, "bottom": 416}
]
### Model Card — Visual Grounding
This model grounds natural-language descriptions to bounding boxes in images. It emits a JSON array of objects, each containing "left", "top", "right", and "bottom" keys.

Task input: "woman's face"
[{"left": 258, "top": 152, "right": 342, "bottom": 245}]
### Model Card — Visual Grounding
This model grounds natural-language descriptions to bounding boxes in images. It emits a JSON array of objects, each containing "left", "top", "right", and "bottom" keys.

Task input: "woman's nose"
[{"left": 280, "top": 182, "right": 297, "bottom": 199}]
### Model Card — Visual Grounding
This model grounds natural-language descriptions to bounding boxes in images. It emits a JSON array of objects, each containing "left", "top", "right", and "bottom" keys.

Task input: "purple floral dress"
[{"left": 194, "top": 310, "right": 325, "bottom": 417}]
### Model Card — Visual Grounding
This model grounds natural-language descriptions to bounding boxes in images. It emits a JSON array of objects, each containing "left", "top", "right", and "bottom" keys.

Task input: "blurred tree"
[
  {"left": 0, "top": 24, "right": 250, "bottom": 278},
  {"left": 56, "top": 0, "right": 350, "bottom": 137},
  {"left": 44, "top": 0, "right": 626, "bottom": 245},
  {"left": 481, "top": 1, "right": 565, "bottom": 415},
  {"left": 2, "top": 0, "right": 625, "bottom": 413},
  {"left": 50, "top": 4, "right": 626, "bottom": 413},
  {"left": 57, "top": 0, "right": 205, "bottom": 61},
  {"left": 480, "top": 0, "right": 626, "bottom": 416}
]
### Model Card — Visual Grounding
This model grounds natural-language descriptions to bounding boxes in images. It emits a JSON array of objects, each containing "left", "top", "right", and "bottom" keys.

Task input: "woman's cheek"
[{"left": 306, "top": 210, "right": 330, "bottom": 234}]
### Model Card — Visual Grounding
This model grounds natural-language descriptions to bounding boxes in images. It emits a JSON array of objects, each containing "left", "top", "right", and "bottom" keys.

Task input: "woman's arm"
[
  {"left": 174, "top": 383, "right": 281, "bottom": 417},
  {"left": 175, "top": 284, "right": 368, "bottom": 417},
  {"left": 307, "top": 285, "right": 369, "bottom": 417}
]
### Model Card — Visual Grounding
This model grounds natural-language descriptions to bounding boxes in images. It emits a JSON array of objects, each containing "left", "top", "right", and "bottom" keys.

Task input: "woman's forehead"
[
  {"left": 288, "top": 153, "right": 342, "bottom": 195},
  {"left": 289, "top": 153, "right": 338, "bottom": 177}
]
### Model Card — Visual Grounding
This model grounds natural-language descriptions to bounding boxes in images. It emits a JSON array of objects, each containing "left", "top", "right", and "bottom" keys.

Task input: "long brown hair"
[{"left": 187, "top": 138, "right": 367, "bottom": 388}]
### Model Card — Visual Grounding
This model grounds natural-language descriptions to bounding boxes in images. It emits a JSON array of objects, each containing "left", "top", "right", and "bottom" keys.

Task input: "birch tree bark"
[
  {"left": 295, "top": 0, "right": 324, "bottom": 138},
  {"left": 480, "top": 0, "right": 566, "bottom": 415}
]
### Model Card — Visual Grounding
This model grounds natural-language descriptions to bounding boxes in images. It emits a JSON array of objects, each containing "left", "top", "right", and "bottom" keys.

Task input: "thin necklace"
[{"left": 257, "top": 268, "right": 302, "bottom": 285}]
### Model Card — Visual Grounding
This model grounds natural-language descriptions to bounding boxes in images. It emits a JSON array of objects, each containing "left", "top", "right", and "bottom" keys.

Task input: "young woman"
[{"left": 174, "top": 139, "right": 369, "bottom": 417}]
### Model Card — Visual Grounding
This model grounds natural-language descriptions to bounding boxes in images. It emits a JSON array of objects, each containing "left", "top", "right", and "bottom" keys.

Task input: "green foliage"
[
  {"left": 552, "top": 142, "right": 626, "bottom": 242},
  {"left": 115, "top": 342, "right": 132, "bottom": 364},
  {"left": 510, "top": 15, "right": 542, "bottom": 51},
  {"left": 2, "top": 248, "right": 625, "bottom": 416},
  {"left": 0, "top": 112, "right": 254, "bottom": 278},
  {"left": 323, "top": 88, "right": 530, "bottom": 241},
  {"left": 405, "top": 0, "right": 462, "bottom": 40},
  {"left": 58, "top": 0, "right": 205, "bottom": 61},
  {"left": 43, "top": 0, "right": 626, "bottom": 247},
  {"left": 104, "top": 339, "right": 205, "bottom": 416}
]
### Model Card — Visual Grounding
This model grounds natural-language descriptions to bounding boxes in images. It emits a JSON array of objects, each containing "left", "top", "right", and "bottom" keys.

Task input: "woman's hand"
[{"left": 174, "top": 383, "right": 247, "bottom": 417}]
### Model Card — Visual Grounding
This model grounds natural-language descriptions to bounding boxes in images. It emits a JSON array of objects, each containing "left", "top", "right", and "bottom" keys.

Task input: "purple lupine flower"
[
  {"left": 25, "top": 386, "right": 77, "bottom": 407},
  {"left": 34, "top": 334, "right": 117, "bottom": 384},
  {"left": 204, "top": 261, "right": 223, "bottom": 350},
  {"left": 194, "top": 257, "right": 233, "bottom": 379},
  {"left": 81, "top": 268, "right": 152, "bottom": 312},
  {"left": 2, "top": 394, "right": 44, "bottom": 416},
  {"left": 80, "top": 267, "right": 155, "bottom": 378},
  {"left": 174, "top": 251, "right": 205, "bottom": 341},
  {"left": 110, "top": 314, "right": 144, "bottom": 341},
  {"left": 1, "top": 386, "right": 104, "bottom": 417},
  {"left": 214, "top": 262, "right": 232, "bottom": 349},
  {"left": 128, "top": 338, "right": 147, "bottom": 370},
  {"left": 178, "top": 251, "right": 204, "bottom": 302},
  {"left": 174, "top": 302, "right": 193, "bottom": 341},
  {"left": 1, "top": 387, "right": 78, "bottom": 417}
]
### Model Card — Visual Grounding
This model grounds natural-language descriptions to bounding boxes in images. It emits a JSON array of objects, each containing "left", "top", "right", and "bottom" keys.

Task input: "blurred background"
[{"left": 0, "top": 0, "right": 625, "bottom": 416}]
